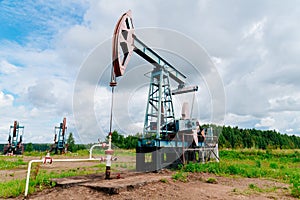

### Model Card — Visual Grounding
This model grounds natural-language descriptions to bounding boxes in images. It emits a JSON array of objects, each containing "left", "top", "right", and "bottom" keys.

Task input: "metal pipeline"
[
  {"left": 89, "top": 144, "right": 104, "bottom": 159},
  {"left": 25, "top": 159, "right": 43, "bottom": 197},
  {"left": 25, "top": 144, "right": 109, "bottom": 197},
  {"left": 24, "top": 156, "right": 98, "bottom": 197}
]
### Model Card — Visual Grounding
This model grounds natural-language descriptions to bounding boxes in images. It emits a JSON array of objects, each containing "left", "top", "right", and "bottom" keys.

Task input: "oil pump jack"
[
  {"left": 50, "top": 118, "right": 67, "bottom": 154},
  {"left": 3, "top": 121, "right": 24, "bottom": 155},
  {"left": 110, "top": 11, "right": 219, "bottom": 172}
]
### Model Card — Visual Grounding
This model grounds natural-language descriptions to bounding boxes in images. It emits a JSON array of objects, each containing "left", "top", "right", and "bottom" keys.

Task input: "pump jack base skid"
[{"left": 136, "top": 138, "right": 219, "bottom": 172}]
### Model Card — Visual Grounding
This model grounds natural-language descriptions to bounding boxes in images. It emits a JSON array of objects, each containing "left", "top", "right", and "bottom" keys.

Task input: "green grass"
[
  {"left": 180, "top": 149, "right": 300, "bottom": 198},
  {"left": 232, "top": 183, "right": 279, "bottom": 196},
  {"left": 160, "top": 178, "right": 168, "bottom": 183},
  {"left": 172, "top": 171, "right": 188, "bottom": 182},
  {"left": 248, "top": 183, "right": 262, "bottom": 192},
  {"left": 290, "top": 174, "right": 300, "bottom": 198},
  {"left": 0, "top": 157, "right": 27, "bottom": 170},
  {"left": 206, "top": 177, "right": 218, "bottom": 184},
  {"left": 23, "top": 151, "right": 48, "bottom": 157},
  {"left": 75, "top": 148, "right": 135, "bottom": 157},
  {"left": 0, "top": 179, "right": 26, "bottom": 198}
]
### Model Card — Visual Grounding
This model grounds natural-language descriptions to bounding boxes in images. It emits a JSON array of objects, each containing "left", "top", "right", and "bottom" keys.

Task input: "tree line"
[
  {"left": 2, "top": 126, "right": 299, "bottom": 153},
  {"left": 109, "top": 125, "right": 300, "bottom": 150},
  {"left": 207, "top": 124, "right": 300, "bottom": 149},
  {"left": 109, "top": 131, "right": 139, "bottom": 149}
]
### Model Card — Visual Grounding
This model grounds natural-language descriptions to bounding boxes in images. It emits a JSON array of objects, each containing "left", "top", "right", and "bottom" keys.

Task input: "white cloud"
[
  {"left": 225, "top": 113, "right": 256, "bottom": 126},
  {"left": 269, "top": 95, "right": 300, "bottom": 111},
  {"left": 243, "top": 17, "right": 267, "bottom": 40},
  {"left": 0, "top": 60, "right": 18, "bottom": 74},
  {"left": 0, "top": 91, "right": 14, "bottom": 107},
  {"left": 255, "top": 117, "right": 275, "bottom": 128},
  {"left": 286, "top": 128, "right": 293, "bottom": 133}
]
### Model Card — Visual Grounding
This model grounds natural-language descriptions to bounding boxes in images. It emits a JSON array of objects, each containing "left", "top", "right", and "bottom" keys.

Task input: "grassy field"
[
  {"left": 179, "top": 149, "right": 300, "bottom": 198},
  {"left": 0, "top": 149, "right": 299, "bottom": 198},
  {"left": 0, "top": 157, "right": 27, "bottom": 170}
]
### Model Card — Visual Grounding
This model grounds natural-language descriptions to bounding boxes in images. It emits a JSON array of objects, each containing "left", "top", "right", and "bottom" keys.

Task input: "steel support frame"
[
  {"left": 54, "top": 118, "right": 67, "bottom": 151},
  {"left": 55, "top": 126, "right": 65, "bottom": 149},
  {"left": 143, "top": 68, "right": 175, "bottom": 139}
]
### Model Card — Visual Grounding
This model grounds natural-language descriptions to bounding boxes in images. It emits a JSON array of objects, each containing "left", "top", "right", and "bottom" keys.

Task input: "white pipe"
[
  {"left": 25, "top": 159, "right": 43, "bottom": 197},
  {"left": 89, "top": 144, "right": 103, "bottom": 159},
  {"left": 52, "top": 158, "right": 96, "bottom": 162},
  {"left": 25, "top": 157, "right": 98, "bottom": 197},
  {"left": 25, "top": 145, "right": 106, "bottom": 197}
]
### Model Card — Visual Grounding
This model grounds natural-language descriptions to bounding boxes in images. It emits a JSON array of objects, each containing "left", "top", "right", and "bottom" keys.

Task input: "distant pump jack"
[
  {"left": 3, "top": 121, "right": 24, "bottom": 155},
  {"left": 49, "top": 118, "right": 67, "bottom": 154}
]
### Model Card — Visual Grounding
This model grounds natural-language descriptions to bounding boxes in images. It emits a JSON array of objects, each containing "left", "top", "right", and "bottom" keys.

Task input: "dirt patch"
[
  {"left": 53, "top": 172, "right": 171, "bottom": 195},
  {"left": 22, "top": 171, "right": 295, "bottom": 200}
]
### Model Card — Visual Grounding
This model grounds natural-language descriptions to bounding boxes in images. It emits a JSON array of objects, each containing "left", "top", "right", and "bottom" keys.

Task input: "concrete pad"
[{"left": 51, "top": 173, "right": 171, "bottom": 194}]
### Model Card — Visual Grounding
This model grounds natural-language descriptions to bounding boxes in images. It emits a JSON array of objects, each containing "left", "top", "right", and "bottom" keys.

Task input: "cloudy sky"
[{"left": 0, "top": 0, "right": 299, "bottom": 144}]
